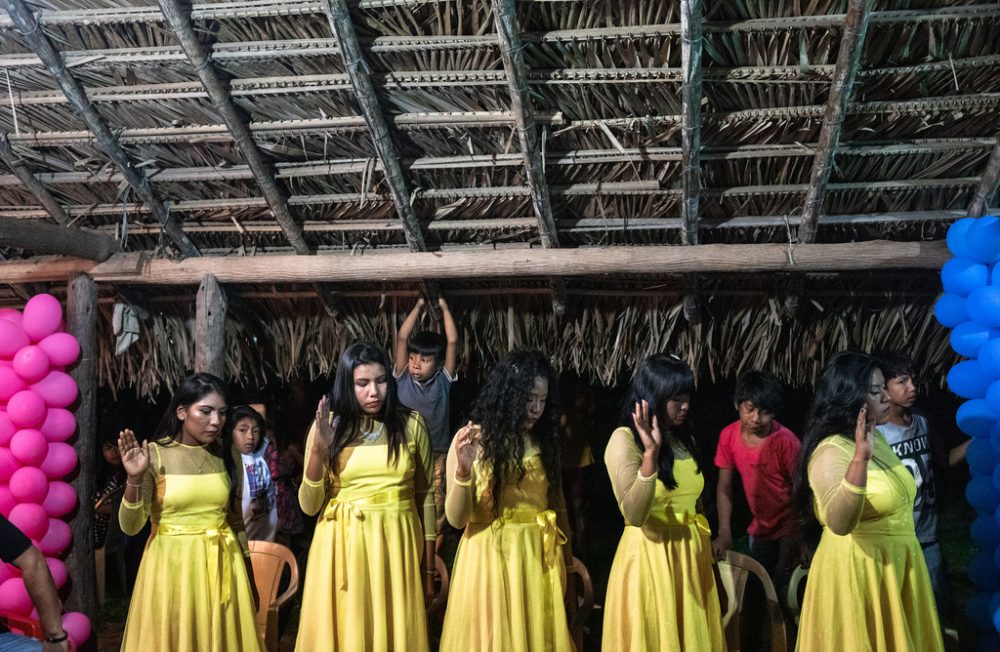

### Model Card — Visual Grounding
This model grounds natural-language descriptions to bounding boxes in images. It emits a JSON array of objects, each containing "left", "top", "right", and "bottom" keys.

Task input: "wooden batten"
[
  {"left": 0, "top": 134, "right": 70, "bottom": 226},
  {"left": 0, "top": 0, "right": 199, "bottom": 258},
  {"left": 195, "top": 274, "right": 227, "bottom": 378},
  {"left": 970, "top": 138, "right": 1000, "bottom": 218},
  {"left": 0, "top": 217, "right": 120, "bottom": 261},
  {"left": 65, "top": 273, "right": 98, "bottom": 619},
  {"left": 679, "top": 0, "right": 704, "bottom": 323}
]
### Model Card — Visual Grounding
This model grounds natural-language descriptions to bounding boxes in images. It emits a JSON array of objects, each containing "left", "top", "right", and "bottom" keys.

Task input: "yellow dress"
[
  {"left": 602, "top": 427, "right": 724, "bottom": 652},
  {"left": 118, "top": 441, "right": 262, "bottom": 652},
  {"left": 295, "top": 413, "right": 435, "bottom": 652},
  {"left": 440, "top": 438, "right": 573, "bottom": 652},
  {"left": 797, "top": 433, "right": 944, "bottom": 652}
]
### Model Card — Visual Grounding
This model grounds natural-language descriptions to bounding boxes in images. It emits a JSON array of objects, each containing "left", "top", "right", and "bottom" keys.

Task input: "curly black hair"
[{"left": 470, "top": 349, "right": 561, "bottom": 517}]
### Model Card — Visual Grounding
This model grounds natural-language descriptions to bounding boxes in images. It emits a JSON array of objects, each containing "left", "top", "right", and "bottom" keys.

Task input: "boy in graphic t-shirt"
[
  {"left": 712, "top": 371, "right": 800, "bottom": 591},
  {"left": 876, "top": 351, "right": 968, "bottom": 624}
]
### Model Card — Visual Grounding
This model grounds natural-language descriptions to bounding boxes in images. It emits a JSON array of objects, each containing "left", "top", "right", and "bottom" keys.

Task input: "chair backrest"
[
  {"left": 247, "top": 540, "right": 299, "bottom": 623},
  {"left": 427, "top": 554, "right": 450, "bottom": 615},
  {"left": 568, "top": 557, "right": 595, "bottom": 641},
  {"left": 0, "top": 612, "right": 77, "bottom": 651},
  {"left": 785, "top": 564, "right": 808, "bottom": 624},
  {"left": 717, "top": 550, "right": 787, "bottom": 652}
]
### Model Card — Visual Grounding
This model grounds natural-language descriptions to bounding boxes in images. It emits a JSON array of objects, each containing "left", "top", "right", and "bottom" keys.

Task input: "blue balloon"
[
  {"left": 969, "top": 286, "right": 1000, "bottom": 328},
  {"left": 958, "top": 399, "right": 1000, "bottom": 437},
  {"left": 952, "top": 322, "right": 998, "bottom": 358},
  {"left": 971, "top": 549, "right": 1000, "bottom": 590},
  {"left": 968, "top": 216, "right": 1000, "bottom": 263},
  {"left": 949, "top": 217, "right": 978, "bottom": 258},
  {"left": 974, "top": 514, "right": 1000, "bottom": 549},
  {"left": 935, "top": 293, "right": 969, "bottom": 328},
  {"left": 989, "top": 383, "right": 1000, "bottom": 416},
  {"left": 972, "top": 437, "right": 1000, "bottom": 475},
  {"left": 942, "top": 257, "right": 989, "bottom": 296},
  {"left": 992, "top": 592, "right": 1000, "bottom": 634},
  {"left": 949, "top": 360, "right": 993, "bottom": 399},
  {"left": 983, "top": 340, "right": 1000, "bottom": 378},
  {"left": 968, "top": 591, "right": 994, "bottom": 631},
  {"left": 969, "top": 476, "right": 1000, "bottom": 514}
]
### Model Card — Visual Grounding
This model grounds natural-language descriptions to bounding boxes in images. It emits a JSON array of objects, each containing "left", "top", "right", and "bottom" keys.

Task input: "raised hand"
[
  {"left": 853, "top": 406, "right": 874, "bottom": 462},
  {"left": 118, "top": 429, "right": 149, "bottom": 480},
  {"left": 454, "top": 421, "right": 481, "bottom": 480},
  {"left": 631, "top": 400, "right": 662, "bottom": 454},
  {"left": 314, "top": 396, "right": 340, "bottom": 453}
]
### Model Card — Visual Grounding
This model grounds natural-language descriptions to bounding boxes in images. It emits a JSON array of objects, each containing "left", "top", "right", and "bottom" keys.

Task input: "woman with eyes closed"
[
  {"left": 117, "top": 372, "right": 262, "bottom": 652},
  {"left": 295, "top": 342, "right": 435, "bottom": 652},
  {"left": 793, "top": 351, "right": 943, "bottom": 652}
]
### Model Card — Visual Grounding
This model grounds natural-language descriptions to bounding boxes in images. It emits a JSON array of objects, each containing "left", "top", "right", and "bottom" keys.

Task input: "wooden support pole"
[
  {"left": 322, "top": 0, "right": 426, "bottom": 252},
  {"left": 195, "top": 274, "right": 227, "bottom": 378},
  {"left": 680, "top": 0, "right": 704, "bottom": 323},
  {"left": 0, "top": 217, "right": 120, "bottom": 261},
  {"left": 491, "top": 0, "right": 559, "bottom": 249},
  {"left": 65, "top": 273, "right": 97, "bottom": 619},
  {"left": 0, "top": 133, "right": 70, "bottom": 226},
  {"left": 1, "top": 0, "right": 199, "bottom": 258},
  {"left": 970, "top": 138, "right": 1000, "bottom": 218},
  {"left": 155, "top": 0, "right": 310, "bottom": 255}
]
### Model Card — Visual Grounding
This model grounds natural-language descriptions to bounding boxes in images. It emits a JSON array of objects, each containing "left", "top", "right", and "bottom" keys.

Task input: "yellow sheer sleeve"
[
  {"left": 298, "top": 420, "right": 329, "bottom": 517},
  {"left": 445, "top": 429, "right": 476, "bottom": 529},
  {"left": 808, "top": 438, "right": 867, "bottom": 536},
  {"left": 604, "top": 427, "right": 657, "bottom": 527},
  {"left": 409, "top": 413, "right": 437, "bottom": 541},
  {"left": 118, "top": 443, "right": 158, "bottom": 536}
]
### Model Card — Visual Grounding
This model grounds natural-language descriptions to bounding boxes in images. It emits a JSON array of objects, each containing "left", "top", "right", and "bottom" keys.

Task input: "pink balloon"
[
  {"left": 38, "top": 518, "right": 70, "bottom": 555},
  {"left": 0, "top": 486, "right": 15, "bottom": 518},
  {"left": 0, "top": 410, "right": 14, "bottom": 446},
  {"left": 42, "top": 481, "right": 76, "bottom": 517},
  {"left": 0, "top": 367, "right": 26, "bottom": 402},
  {"left": 62, "top": 612, "right": 92, "bottom": 647},
  {"left": 7, "top": 391, "right": 47, "bottom": 429},
  {"left": 0, "top": 308, "right": 23, "bottom": 326},
  {"left": 22, "top": 294, "right": 63, "bottom": 343},
  {"left": 0, "top": 562, "right": 13, "bottom": 585},
  {"left": 40, "top": 442, "right": 76, "bottom": 479},
  {"left": 45, "top": 557, "right": 67, "bottom": 589},
  {"left": 31, "top": 372, "right": 78, "bottom": 409},
  {"left": 0, "top": 447, "right": 19, "bottom": 482},
  {"left": 37, "top": 332, "right": 80, "bottom": 367},
  {"left": 40, "top": 408, "right": 76, "bottom": 443},
  {"left": 0, "top": 578, "right": 32, "bottom": 615},
  {"left": 8, "top": 502, "right": 48, "bottom": 540},
  {"left": 12, "top": 346, "right": 50, "bottom": 383},
  {"left": 0, "top": 320, "right": 29, "bottom": 359},
  {"left": 9, "top": 466, "right": 49, "bottom": 504},
  {"left": 10, "top": 429, "right": 47, "bottom": 468}
]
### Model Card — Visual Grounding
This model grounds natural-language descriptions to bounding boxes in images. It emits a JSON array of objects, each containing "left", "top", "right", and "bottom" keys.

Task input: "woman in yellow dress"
[
  {"left": 117, "top": 372, "right": 263, "bottom": 652},
  {"left": 441, "top": 349, "right": 574, "bottom": 652},
  {"left": 794, "top": 352, "right": 943, "bottom": 651},
  {"left": 602, "top": 354, "right": 723, "bottom": 652},
  {"left": 295, "top": 342, "right": 435, "bottom": 652}
]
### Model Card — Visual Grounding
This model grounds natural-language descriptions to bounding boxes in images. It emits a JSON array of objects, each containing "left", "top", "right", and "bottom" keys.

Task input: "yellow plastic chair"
[
  {"left": 567, "top": 557, "right": 595, "bottom": 651},
  {"left": 717, "top": 550, "right": 787, "bottom": 652},
  {"left": 248, "top": 540, "right": 300, "bottom": 652},
  {"left": 427, "top": 554, "right": 450, "bottom": 615}
]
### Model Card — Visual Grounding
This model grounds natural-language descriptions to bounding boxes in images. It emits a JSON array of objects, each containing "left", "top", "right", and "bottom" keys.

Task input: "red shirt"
[{"left": 714, "top": 420, "right": 800, "bottom": 540}]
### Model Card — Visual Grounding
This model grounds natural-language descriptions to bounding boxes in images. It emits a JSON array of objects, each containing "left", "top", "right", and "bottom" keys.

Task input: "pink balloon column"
[{"left": 0, "top": 294, "right": 91, "bottom": 647}]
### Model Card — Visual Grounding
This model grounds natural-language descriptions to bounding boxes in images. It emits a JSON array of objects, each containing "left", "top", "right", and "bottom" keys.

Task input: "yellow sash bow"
[{"left": 156, "top": 522, "right": 235, "bottom": 604}]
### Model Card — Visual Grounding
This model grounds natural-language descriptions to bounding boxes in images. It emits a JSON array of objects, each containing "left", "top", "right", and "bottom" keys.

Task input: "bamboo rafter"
[{"left": 970, "top": 138, "right": 1000, "bottom": 218}]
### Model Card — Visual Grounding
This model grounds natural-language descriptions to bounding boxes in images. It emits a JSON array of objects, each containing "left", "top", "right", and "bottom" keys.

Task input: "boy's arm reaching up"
[
  {"left": 439, "top": 297, "right": 459, "bottom": 377},
  {"left": 394, "top": 298, "right": 425, "bottom": 375}
]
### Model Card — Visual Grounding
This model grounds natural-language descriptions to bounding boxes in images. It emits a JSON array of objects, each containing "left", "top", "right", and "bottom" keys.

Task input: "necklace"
[{"left": 360, "top": 420, "right": 385, "bottom": 443}]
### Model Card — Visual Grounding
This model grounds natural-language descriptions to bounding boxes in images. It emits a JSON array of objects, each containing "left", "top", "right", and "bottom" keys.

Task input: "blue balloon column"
[{"left": 939, "top": 216, "right": 1000, "bottom": 644}]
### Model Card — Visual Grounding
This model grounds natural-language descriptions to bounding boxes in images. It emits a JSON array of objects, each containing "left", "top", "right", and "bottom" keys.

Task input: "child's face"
[
  {"left": 885, "top": 373, "right": 917, "bottom": 409},
  {"left": 354, "top": 363, "right": 389, "bottom": 416},
  {"left": 663, "top": 395, "right": 690, "bottom": 428},
  {"left": 232, "top": 418, "right": 261, "bottom": 454},
  {"left": 407, "top": 352, "right": 440, "bottom": 382},
  {"left": 737, "top": 400, "right": 774, "bottom": 437},
  {"left": 102, "top": 441, "right": 122, "bottom": 466}
]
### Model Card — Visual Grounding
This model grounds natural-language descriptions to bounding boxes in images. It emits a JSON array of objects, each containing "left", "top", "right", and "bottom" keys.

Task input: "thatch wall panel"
[
  {"left": 518, "top": 0, "right": 678, "bottom": 32},
  {"left": 548, "top": 123, "right": 683, "bottom": 151},
  {"left": 352, "top": 2, "right": 494, "bottom": 38},
  {"left": 366, "top": 43, "right": 502, "bottom": 72},
  {"left": 705, "top": 0, "right": 848, "bottom": 21},
  {"left": 393, "top": 126, "right": 520, "bottom": 159},
  {"left": 702, "top": 116, "right": 824, "bottom": 146},
  {"left": 547, "top": 161, "right": 679, "bottom": 187},
  {"left": 832, "top": 149, "right": 991, "bottom": 183},
  {"left": 703, "top": 29, "right": 840, "bottom": 67},
  {"left": 531, "top": 81, "right": 683, "bottom": 120},
  {"left": 703, "top": 156, "right": 815, "bottom": 188},
  {"left": 523, "top": 35, "right": 681, "bottom": 69},
  {"left": 422, "top": 195, "right": 534, "bottom": 222},
  {"left": 561, "top": 194, "right": 681, "bottom": 222},
  {"left": 283, "top": 172, "right": 391, "bottom": 197},
  {"left": 379, "top": 85, "right": 511, "bottom": 115},
  {"left": 0, "top": 105, "right": 89, "bottom": 134},
  {"left": 862, "top": 17, "right": 1000, "bottom": 67},
  {"left": 825, "top": 186, "right": 974, "bottom": 214},
  {"left": 236, "top": 92, "right": 360, "bottom": 122},
  {"left": 857, "top": 67, "right": 1000, "bottom": 101},
  {"left": 842, "top": 106, "right": 1000, "bottom": 140},
  {"left": 410, "top": 166, "right": 527, "bottom": 189},
  {"left": 704, "top": 79, "right": 831, "bottom": 112}
]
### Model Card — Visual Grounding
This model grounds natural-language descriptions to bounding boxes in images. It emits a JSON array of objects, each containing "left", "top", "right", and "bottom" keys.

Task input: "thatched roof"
[{"left": 0, "top": 0, "right": 994, "bottom": 391}]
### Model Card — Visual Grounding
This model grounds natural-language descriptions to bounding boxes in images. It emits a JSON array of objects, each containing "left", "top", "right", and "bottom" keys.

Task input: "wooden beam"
[
  {"left": 491, "top": 0, "right": 559, "bottom": 249},
  {"left": 970, "top": 137, "right": 1000, "bottom": 218},
  {"left": 0, "top": 241, "right": 945, "bottom": 286},
  {"left": 679, "top": 0, "right": 704, "bottom": 323},
  {"left": 321, "top": 0, "right": 426, "bottom": 252},
  {"left": 195, "top": 274, "right": 227, "bottom": 378},
  {"left": 0, "top": 133, "right": 70, "bottom": 226},
  {"left": 0, "top": 216, "right": 120, "bottom": 261},
  {"left": 156, "top": 0, "right": 310, "bottom": 255},
  {"left": 0, "top": 0, "right": 199, "bottom": 258},
  {"left": 797, "top": 0, "right": 873, "bottom": 244},
  {"left": 65, "top": 272, "right": 97, "bottom": 620}
]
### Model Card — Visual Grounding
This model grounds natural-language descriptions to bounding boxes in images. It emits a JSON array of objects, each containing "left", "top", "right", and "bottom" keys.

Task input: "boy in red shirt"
[{"left": 712, "top": 371, "right": 800, "bottom": 591}]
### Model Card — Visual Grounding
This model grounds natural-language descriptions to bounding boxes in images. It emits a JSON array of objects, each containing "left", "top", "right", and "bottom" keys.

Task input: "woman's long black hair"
[
  {"left": 152, "top": 372, "right": 239, "bottom": 511},
  {"left": 792, "top": 351, "right": 884, "bottom": 542},
  {"left": 619, "top": 354, "right": 698, "bottom": 490},
  {"left": 470, "top": 349, "right": 561, "bottom": 517},
  {"left": 326, "top": 342, "right": 410, "bottom": 467}
]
